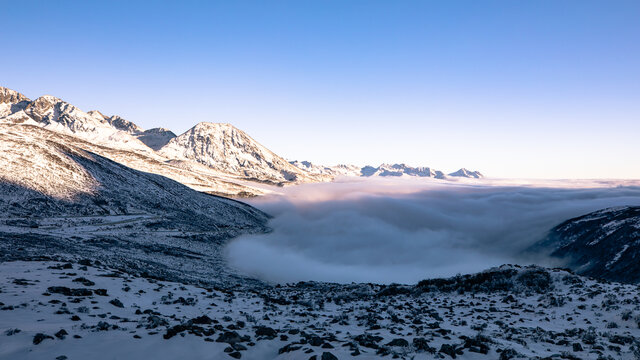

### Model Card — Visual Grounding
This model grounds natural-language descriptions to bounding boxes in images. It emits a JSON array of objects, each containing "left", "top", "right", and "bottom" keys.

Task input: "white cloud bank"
[{"left": 226, "top": 177, "right": 640, "bottom": 284}]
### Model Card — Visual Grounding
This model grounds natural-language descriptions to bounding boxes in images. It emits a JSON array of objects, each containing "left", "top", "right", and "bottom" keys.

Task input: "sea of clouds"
[{"left": 226, "top": 177, "right": 640, "bottom": 284}]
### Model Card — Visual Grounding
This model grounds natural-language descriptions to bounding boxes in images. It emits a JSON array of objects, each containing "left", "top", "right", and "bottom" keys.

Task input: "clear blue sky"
[{"left": 2, "top": 1, "right": 639, "bottom": 178}]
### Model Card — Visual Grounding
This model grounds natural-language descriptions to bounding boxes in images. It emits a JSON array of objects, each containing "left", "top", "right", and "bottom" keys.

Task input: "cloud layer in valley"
[{"left": 226, "top": 178, "right": 640, "bottom": 284}]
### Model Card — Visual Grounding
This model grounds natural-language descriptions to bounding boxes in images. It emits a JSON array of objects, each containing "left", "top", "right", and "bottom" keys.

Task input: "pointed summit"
[
  {"left": 449, "top": 168, "right": 483, "bottom": 178},
  {"left": 159, "top": 122, "right": 316, "bottom": 184},
  {"left": 0, "top": 86, "right": 30, "bottom": 105}
]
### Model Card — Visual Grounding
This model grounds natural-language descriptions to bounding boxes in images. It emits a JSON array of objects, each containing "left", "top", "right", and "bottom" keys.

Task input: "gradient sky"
[{"left": 2, "top": 1, "right": 639, "bottom": 178}]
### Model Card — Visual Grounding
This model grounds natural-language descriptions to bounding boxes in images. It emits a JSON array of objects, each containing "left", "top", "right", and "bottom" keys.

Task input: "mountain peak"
[
  {"left": 159, "top": 122, "right": 316, "bottom": 184},
  {"left": 0, "top": 86, "right": 30, "bottom": 104},
  {"left": 87, "top": 110, "right": 107, "bottom": 119},
  {"left": 36, "top": 94, "right": 64, "bottom": 104},
  {"left": 192, "top": 122, "right": 238, "bottom": 132},
  {"left": 449, "top": 168, "right": 483, "bottom": 178}
]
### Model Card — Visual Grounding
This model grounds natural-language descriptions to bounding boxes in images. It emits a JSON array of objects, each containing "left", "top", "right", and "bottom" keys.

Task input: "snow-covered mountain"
[
  {"left": 158, "top": 122, "right": 320, "bottom": 185},
  {"left": 0, "top": 90, "right": 152, "bottom": 153},
  {"left": 449, "top": 168, "right": 484, "bottom": 178},
  {"left": 290, "top": 160, "right": 483, "bottom": 180},
  {"left": 362, "top": 163, "right": 447, "bottom": 178},
  {"left": 288, "top": 160, "right": 361, "bottom": 177},
  {"left": 534, "top": 206, "right": 640, "bottom": 283},
  {"left": 1, "top": 85, "right": 483, "bottom": 194}
]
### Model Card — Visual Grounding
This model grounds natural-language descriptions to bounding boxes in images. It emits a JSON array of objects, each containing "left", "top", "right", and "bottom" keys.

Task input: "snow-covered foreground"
[{"left": 1, "top": 261, "right": 640, "bottom": 359}]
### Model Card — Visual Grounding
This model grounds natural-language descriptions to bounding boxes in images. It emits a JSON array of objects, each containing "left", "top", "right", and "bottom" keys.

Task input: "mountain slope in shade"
[
  {"left": 159, "top": 122, "right": 320, "bottom": 185},
  {"left": 534, "top": 206, "right": 640, "bottom": 283}
]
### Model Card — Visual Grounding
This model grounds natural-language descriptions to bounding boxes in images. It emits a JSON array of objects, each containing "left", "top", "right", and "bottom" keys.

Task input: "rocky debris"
[{"left": 2, "top": 261, "right": 640, "bottom": 359}]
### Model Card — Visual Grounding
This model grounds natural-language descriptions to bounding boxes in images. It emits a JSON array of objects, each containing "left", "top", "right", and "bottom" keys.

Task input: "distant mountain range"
[
  {"left": 289, "top": 161, "right": 482, "bottom": 179},
  {"left": 0, "top": 86, "right": 483, "bottom": 197}
]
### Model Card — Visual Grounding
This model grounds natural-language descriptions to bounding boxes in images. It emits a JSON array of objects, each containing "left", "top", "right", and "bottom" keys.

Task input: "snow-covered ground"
[{"left": 1, "top": 261, "right": 639, "bottom": 359}]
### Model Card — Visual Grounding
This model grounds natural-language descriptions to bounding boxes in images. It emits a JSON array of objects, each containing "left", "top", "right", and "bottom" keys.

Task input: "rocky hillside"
[
  {"left": 534, "top": 206, "right": 640, "bottom": 283},
  {"left": 159, "top": 122, "right": 320, "bottom": 185}
]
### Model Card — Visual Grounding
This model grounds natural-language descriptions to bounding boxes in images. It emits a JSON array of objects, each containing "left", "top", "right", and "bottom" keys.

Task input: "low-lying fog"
[{"left": 226, "top": 178, "right": 640, "bottom": 284}]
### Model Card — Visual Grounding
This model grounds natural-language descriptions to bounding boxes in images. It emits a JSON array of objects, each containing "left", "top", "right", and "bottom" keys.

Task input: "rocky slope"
[
  {"left": 534, "top": 206, "right": 640, "bottom": 283},
  {"left": 158, "top": 122, "right": 321, "bottom": 185}
]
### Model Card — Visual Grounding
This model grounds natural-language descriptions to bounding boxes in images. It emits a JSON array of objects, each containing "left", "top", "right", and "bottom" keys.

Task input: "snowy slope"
[
  {"left": 159, "top": 122, "right": 321, "bottom": 185},
  {"left": 1, "top": 261, "right": 638, "bottom": 360}
]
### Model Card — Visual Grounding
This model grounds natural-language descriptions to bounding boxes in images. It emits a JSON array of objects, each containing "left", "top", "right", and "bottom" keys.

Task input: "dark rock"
[
  {"left": 255, "top": 326, "right": 277, "bottom": 339},
  {"left": 321, "top": 352, "right": 338, "bottom": 360},
  {"left": 191, "top": 315, "right": 214, "bottom": 324},
  {"left": 73, "top": 277, "right": 95, "bottom": 286},
  {"left": 33, "top": 333, "right": 53, "bottom": 345},
  {"left": 109, "top": 299, "right": 124, "bottom": 308},
  {"left": 94, "top": 289, "right": 108, "bottom": 296},
  {"left": 216, "top": 331, "right": 246, "bottom": 344},
  {"left": 279, "top": 343, "right": 302, "bottom": 354},
  {"left": 386, "top": 338, "right": 409, "bottom": 347},
  {"left": 353, "top": 334, "right": 383, "bottom": 349},
  {"left": 54, "top": 329, "right": 68, "bottom": 339},
  {"left": 412, "top": 337, "right": 435, "bottom": 353},
  {"left": 47, "top": 286, "right": 93, "bottom": 297}
]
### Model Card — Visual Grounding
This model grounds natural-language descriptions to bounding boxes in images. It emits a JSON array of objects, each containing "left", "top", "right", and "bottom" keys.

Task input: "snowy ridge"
[
  {"left": 290, "top": 160, "right": 484, "bottom": 180},
  {"left": 2, "top": 93, "right": 154, "bottom": 153}
]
